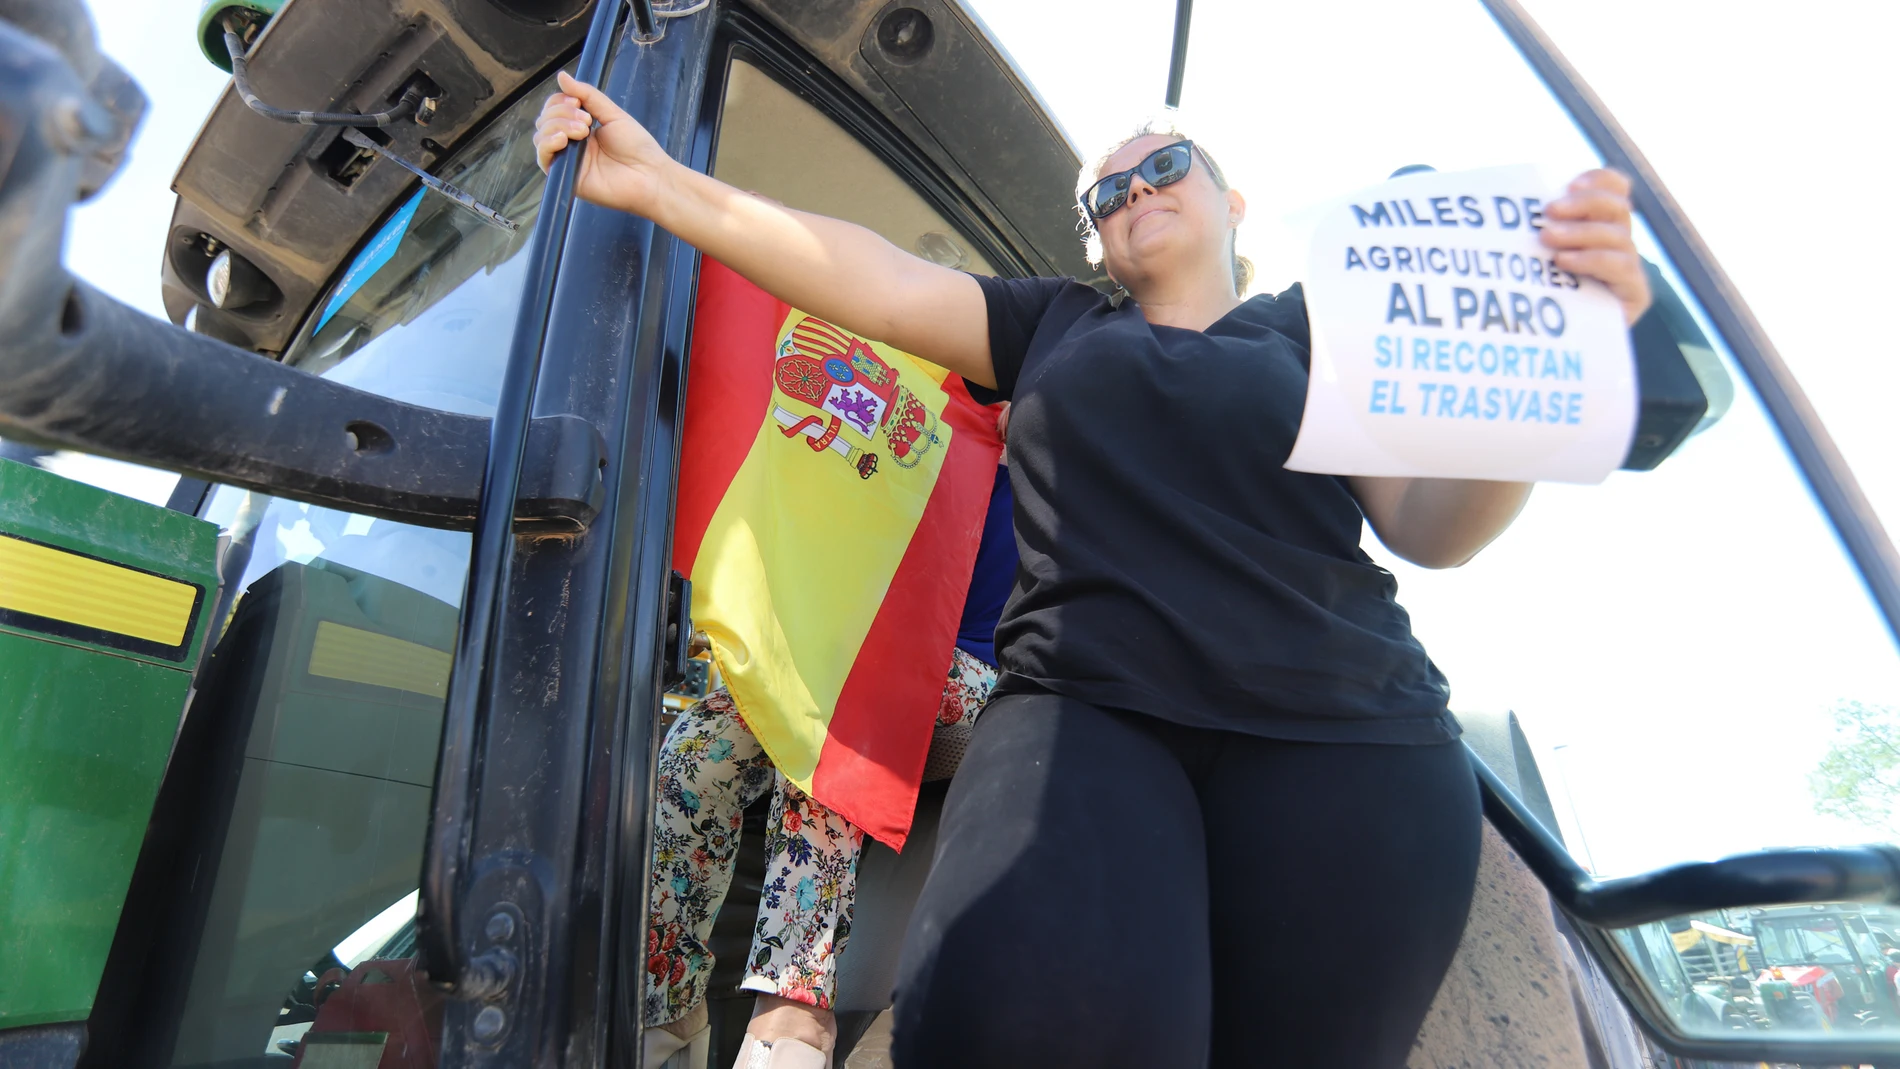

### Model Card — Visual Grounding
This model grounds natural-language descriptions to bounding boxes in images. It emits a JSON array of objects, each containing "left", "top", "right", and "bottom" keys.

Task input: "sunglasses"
[{"left": 1079, "top": 140, "right": 1196, "bottom": 221}]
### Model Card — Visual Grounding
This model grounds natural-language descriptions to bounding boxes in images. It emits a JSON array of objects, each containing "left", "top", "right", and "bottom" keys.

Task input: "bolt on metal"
[
  {"left": 472, "top": 1004, "right": 506, "bottom": 1042},
  {"left": 485, "top": 911, "right": 516, "bottom": 942}
]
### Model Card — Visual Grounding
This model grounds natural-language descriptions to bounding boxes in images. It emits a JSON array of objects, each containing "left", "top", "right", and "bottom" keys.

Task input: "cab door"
[
  {"left": 53, "top": 6, "right": 723, "bottom": 1067},
  {"left": 3, "top": 0, "right": 1071, "bottom": 1062}
]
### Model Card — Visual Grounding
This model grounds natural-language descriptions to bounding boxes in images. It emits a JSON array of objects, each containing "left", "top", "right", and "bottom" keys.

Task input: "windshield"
[
  {"left": 202, "top": 67, "right": 561, "bottom": 605},
  {"left": 275, "top": 72, "right": 552, "bottom": 413},
  {"left": 275, "top": 71, "right": 554, "bottom": 412},
  {"left": 1758, "top": 916, "right": 1858, "bottom": 966},
  {"left": 172, "top": 69, "right": 558, "bottom": 1067}
]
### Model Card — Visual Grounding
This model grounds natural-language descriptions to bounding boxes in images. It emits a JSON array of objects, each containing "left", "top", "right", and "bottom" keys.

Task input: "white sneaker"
[{"left": 731, "top": 1034, "right": 830, "bottom": 1069}]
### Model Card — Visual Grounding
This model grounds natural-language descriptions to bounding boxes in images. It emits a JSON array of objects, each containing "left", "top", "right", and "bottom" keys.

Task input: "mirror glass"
[{"left": 1611, "top": 902, "right": 1900, "bottom": 1039}]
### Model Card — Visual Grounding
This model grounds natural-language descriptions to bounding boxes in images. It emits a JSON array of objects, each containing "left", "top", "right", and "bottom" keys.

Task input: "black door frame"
[
  {"left": 604, "top": 10, "right": 1058, "bottom": 1063},
  {"left": 410, "top": 3, "right": 720, "bottom": 1064},
  {"left": 416, "top": 2, "right": 1046, "bottom": 1064}
]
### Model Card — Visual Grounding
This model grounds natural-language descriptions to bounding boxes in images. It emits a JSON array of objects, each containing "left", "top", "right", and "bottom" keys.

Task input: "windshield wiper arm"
[{"left": 341, "top": 128, "right": 519, "bottom": 232}]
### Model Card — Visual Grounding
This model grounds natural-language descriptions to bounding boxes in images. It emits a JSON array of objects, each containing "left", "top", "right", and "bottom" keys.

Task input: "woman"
[{"left": 536, "top": 71, "right": 1652, "bottom": 1067}]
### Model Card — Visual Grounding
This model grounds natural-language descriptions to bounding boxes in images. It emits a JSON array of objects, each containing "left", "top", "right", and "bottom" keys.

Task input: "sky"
[{"left": 54, "top": 0, "right": 1900, "bottom": 877}]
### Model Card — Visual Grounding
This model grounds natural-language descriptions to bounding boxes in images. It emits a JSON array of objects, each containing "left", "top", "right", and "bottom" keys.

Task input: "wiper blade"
[{"left": 342, "top": 128, "right": 519, "bottom": 232}]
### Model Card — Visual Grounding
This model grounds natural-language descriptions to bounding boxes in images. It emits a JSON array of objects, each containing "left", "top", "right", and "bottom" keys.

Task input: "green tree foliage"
[{"left": 1810, "top": 701, "right": 1900, "bottom": 835}]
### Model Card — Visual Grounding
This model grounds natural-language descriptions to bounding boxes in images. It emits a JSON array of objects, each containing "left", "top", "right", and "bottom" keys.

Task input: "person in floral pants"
[
  {"left": 643, "top": 650, "right": 998, "bottom": 1058},
  {"left": 645, "top": 460, "right": 1016, "bottom": 1069}
]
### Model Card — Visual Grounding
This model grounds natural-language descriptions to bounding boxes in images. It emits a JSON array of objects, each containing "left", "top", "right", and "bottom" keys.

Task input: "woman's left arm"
[{"left": 1347, "top": 168, "right": 1651, "bottom": 569}]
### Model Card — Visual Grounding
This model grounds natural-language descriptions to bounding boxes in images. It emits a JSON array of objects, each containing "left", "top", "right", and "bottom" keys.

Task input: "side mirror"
[
  {"left": 1475, "top": 753, "right": 1900, "bottom": 1066},
  {"left": 1595, "top": 901, "right": 1900, "bottom": 1063},
  {"left": 1621, "top": 262, "right": 1735, "bottom": 471}
]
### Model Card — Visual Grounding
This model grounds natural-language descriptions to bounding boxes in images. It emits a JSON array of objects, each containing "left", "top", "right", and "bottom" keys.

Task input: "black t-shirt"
[{"left": 968, "top": 274, "right": 1458, "bottom": 745}]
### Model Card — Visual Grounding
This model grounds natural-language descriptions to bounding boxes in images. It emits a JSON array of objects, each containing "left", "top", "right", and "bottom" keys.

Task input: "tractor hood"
[{"left": 159, "top": 0, "right": 1091, "bottom": 353}]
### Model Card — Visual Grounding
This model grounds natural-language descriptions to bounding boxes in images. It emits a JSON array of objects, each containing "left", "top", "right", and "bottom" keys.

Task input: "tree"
[{"left": 1809, "top": 700, "right": 1900, "bottom": 835}]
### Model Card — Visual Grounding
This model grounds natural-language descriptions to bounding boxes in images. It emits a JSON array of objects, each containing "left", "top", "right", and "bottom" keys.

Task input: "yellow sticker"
[
  {"left": 0, "top": 534, "right": 199, "bottom": 647},
  {"left": 308, "top": 620, "right": 452, "bottom": 699}
]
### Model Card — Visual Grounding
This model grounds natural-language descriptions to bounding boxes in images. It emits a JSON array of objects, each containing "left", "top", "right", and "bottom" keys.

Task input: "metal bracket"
[
  {"left": 0, "top": 281, "right": 607, "bottom": 531},
  {"left": 430, "top": 863, "right": 542, "bottom": 1063},
  {"left": 628, "top": 0, "right": 710, "bottom": 45},
  {"left": 628, "top": 0, "right": 660, "bottom": 43},
  {"left": 662, "top": 571, "right": 693, "bottom": 688}
]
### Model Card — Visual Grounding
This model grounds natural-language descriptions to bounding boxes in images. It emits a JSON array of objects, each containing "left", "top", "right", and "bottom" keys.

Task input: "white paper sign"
[{"left": 1285, "top": 165, "right": 1637, "bottom": 485}]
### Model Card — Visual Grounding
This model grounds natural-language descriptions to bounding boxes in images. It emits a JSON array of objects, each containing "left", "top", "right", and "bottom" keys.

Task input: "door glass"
[
  {"left": 712, "top": 58, "right": 993, "bottom": 275},
  {"left": 975, "top": 0, "right": 1900, "bottom": 1054},
  {"left": 1204, "top": 0, "right": 1900, "bottom": 1043},
  {"left": 164, "top": 68, "right": 555, "bottom": 1068},
  {"left": 974, "top": 0, "right": 1900, "bottom": 879}
]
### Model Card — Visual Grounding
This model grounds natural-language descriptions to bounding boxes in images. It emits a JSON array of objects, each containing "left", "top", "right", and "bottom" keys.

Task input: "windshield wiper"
[
  {"left": 220, "top": 17, "right": 516, "bottom": 230},
  {"left": 340, "top": 128, "right": 519, "bottom": 232}
]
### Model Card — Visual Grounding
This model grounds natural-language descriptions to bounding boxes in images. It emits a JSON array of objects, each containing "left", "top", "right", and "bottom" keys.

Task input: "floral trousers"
[{"left": 643, "top": 647, "right": 998, "bottom": 1026}]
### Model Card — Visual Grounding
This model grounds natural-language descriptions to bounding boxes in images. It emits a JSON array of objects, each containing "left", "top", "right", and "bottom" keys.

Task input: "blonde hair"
[{"left": 1076, "top": 114, "right": 1255, "bottom": 295}]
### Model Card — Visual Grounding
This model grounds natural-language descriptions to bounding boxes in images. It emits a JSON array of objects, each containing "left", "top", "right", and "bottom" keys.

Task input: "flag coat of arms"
[{"left": 673, "top": 259, "right": 1005, "bottom": 849}]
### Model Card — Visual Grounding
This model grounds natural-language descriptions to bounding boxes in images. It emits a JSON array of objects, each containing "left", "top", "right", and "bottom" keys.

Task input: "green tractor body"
[{"left": 0, "top": 459, "right": 217, "bottom": 1029}]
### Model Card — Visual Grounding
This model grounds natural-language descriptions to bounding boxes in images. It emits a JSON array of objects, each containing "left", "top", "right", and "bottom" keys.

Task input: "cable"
[{"left": 223, "top": 25, "right": 428, "bottom": 127}]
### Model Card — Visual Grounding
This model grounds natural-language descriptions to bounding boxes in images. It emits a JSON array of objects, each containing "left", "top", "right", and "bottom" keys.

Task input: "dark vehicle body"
[{"left": 2, "top": 0, "right": 1900, "bottom": 1067}]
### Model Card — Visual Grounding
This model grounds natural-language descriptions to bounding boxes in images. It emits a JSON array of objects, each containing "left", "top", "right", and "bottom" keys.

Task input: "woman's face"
[{"left": 1092, "top": 135, "right": 1244, "bottom": 291}]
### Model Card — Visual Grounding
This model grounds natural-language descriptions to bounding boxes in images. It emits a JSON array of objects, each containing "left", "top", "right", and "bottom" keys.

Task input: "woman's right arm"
[{"left": 536, "top": 72, "right": 997, "bottom": 390}]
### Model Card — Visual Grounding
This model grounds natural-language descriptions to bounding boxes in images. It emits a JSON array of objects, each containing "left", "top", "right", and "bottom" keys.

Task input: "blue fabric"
[
  {"left": 955, "top": 463, "right": 1016, "bottom": 668},
  {"left": 316, "top": 190, "right": 424, "bottom": 333}
]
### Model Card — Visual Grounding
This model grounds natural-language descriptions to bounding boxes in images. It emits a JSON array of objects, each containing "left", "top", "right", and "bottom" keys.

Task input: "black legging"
[{"left": 890, "top": 691, "right": 1482, "bottom": 1068}]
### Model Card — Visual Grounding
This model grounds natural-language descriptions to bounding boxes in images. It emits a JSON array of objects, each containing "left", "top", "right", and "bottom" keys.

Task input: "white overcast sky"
[{"left": 58, "top": 0, "right": 1900, "bottom": 875}]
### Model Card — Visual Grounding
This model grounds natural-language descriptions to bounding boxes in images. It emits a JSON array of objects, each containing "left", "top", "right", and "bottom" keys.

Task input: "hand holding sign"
[
  {"left": 1287, "top": 166, "right": 1640, "bottom": 485},
  {"left": 1542, "top": 168, "right": 1652, "bottom": 328}
]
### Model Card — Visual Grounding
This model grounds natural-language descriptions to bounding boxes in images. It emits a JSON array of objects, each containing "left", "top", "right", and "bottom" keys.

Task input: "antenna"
[{"left": 1164, "top": 0, "right": 1193, "bottom": 108}]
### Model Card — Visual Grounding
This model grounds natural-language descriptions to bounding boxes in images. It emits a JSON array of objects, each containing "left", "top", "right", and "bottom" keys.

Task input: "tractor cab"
[
  {"left": 1748, "top": 905, "right": 1900, "bottom": 1029},
  {"left": 2, "top": 0, "right": 1900, "bottom": 1067}
]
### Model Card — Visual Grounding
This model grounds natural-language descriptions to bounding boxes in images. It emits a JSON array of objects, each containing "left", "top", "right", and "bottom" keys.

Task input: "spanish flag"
[{"left": 673, "top": 260, "right": 1004, "bottom": 849}]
